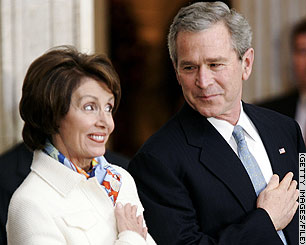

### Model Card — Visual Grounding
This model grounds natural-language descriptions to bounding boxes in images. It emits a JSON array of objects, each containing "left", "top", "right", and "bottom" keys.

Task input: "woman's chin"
[{"left": 87, "top": 149, "right": 106, "bottom": 159}]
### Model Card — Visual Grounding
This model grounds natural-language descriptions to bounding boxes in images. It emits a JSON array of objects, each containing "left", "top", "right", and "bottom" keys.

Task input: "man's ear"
[
  {"left": 241, "top": 48, "right": 254, "bottom": 81},
  {"left": 172, "top": 60, "right": 181, "bottom": 86}
]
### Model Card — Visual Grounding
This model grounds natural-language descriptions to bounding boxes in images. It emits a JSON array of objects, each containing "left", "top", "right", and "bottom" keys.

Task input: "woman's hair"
[
  {"left": 19, "top": 46, "right": 121, "bottom": 151},
  {"left": 168, "top": 1, "right": 252, "bottom": 66}
]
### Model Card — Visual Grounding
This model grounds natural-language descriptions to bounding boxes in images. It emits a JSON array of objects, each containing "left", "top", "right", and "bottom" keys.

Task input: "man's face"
[
  {"left": 174, "top": 22, "right": 254, "bottom": 124},
  {"left": 293, "top": 33, "right": 306, "bottom": 92}
]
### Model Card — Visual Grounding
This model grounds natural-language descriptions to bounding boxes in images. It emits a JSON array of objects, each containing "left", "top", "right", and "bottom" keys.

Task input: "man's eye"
[
  {"left": 105, "top": 104, "right": 113, "bottom": 113},
  {"left": 84, "top": 104, "right": 95, "bottom": 111},
  {"left": 209, "top": 63, "right": 222, "bottom": 68},
  {"left": 183, "top": 66, "right": 195, "bottom": 70}
]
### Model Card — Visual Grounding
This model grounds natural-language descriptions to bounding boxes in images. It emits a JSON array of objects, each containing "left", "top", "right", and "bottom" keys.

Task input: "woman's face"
[{"left": 52, "top": 77, "right": 115, "bottom": 169}]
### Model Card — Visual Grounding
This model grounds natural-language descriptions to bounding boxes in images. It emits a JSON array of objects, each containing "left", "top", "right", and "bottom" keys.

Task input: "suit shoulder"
[
  {"left": 245, "top": 103, "right": 301, "bottom": 143},
  {"left": 246, "top": 103, "right": 297, "bottom": 123},
  {"left": 0, "top": 142, "right": 32, "bottom": 179},
  {"left": 256, "top": 91, "right": 298, "bottom": 118},
  {"left": 138, "top": 114, "right": 184, "bottom": 153}
]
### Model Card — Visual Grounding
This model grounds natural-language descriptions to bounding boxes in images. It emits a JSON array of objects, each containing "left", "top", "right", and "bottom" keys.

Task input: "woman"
[{"left": 6, "top": 46, "right": 156, "bottom": 245}]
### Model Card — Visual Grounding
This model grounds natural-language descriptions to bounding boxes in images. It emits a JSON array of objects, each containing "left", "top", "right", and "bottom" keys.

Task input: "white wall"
[
  {"left": 0, "top": 0, "right": 95, "bottom": 153},
  {"left": 233, "top": 0, "right": 306, "bottom": 103}
]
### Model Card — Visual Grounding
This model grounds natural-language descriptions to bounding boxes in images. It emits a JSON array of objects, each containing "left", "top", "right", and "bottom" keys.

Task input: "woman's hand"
[{"left": 115, "top": 202, "right": 148, "bottom": 240}]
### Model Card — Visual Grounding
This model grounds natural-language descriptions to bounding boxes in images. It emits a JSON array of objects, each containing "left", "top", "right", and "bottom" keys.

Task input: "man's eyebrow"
[
  {"left": 178, "top": 60, "right": 196, "bottom": 66},
  {"left": 205, "top": 56, "right": 228, "bottom": 62},
  {"left": 178, "top": 57, "right": 228, "bottom": 66}
]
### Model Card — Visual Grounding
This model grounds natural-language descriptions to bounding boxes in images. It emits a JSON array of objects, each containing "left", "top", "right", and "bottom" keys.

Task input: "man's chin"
[
  {"left": 197, "top": 109, "right": 219, "bottom": 118},
  {"left": 191, "top": 103, "right": 220, "bottom": 118}
]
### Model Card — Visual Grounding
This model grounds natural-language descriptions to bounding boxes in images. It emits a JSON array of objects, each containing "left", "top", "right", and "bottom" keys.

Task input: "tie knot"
[{"left": 232, "top": 125, "right": 245, "bottom": 144}]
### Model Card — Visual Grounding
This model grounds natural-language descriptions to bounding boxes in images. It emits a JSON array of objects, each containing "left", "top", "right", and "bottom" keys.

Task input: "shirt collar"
[
  {"left": 207, "top": 116, "right": 233, "bottom": 143},
  {"left": 207, "top": 102, "right": 259, "bottom": 142},
  {"left": 237, "top": 104, "right": 259, "bottom": 142}
]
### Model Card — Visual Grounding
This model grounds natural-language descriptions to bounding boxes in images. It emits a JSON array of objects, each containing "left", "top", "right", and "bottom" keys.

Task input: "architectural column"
[
  {"left": 0, "top": 0, "right": 97, "bottom": 153},
  {"left": 232, "top": 0, "right": 306, "bottom": 103}
]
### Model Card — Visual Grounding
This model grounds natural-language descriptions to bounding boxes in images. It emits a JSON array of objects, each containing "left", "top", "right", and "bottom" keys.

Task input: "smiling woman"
[
  {"left": 53, "top": 78, "right": 115, "bottom": 171},
  {"left": 6, "top": 46, "right": 156, "bottom": 245}
]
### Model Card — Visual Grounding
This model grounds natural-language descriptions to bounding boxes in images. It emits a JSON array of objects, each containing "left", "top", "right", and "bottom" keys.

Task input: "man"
[
  {"left": 128, "top": 2, "right": 302, "bottom": 244},
  {"left": 259, "top": 18, "right": 306, "bottom": 137},
  {"left": 0, "top": 142, "right": 129, "bottom": 245}
]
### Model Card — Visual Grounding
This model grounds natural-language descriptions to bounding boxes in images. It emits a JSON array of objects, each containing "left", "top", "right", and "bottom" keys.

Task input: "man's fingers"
[
  {"left": 289, "top": 179, "right": 298, "bottom": 190},
  {"left": 288, "top": 180, "right": 298, "bottom": 197},
  {"left": 279, "top": 172, "right": 294, "bottom": 190},
  {"left": 286, "top": 189, "right": 299, "bottom": 212},
  {"left": 265, "top": 174, "right": 280, "bottom": 190},
  {"left": 293, "top": 189, "right": 299, "bottom": 203},
  {"left": 288, "top": 201, "right": 299, "bottom": 221}
]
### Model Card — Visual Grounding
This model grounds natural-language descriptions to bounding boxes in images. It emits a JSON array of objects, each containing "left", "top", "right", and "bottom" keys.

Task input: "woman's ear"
[{"left": 241, "top": 48, "right": 254, "bottom": 81}]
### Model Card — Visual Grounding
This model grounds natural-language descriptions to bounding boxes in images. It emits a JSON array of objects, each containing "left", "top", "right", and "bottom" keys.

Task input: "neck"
[
  {"left": 70, "top": 158, "right": 93, "bottom": 172},
  {"left": 215, "top": 102, "right": 241, "bottom": 126}
]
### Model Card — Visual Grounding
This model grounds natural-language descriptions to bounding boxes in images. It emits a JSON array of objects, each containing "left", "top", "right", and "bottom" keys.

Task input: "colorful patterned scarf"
[{"left": 43, "top": 140, "right": 121, "bottom": 205}]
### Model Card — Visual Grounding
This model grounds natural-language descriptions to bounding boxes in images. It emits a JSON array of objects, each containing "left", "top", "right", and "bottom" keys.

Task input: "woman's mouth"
[{"left": 88, "top": 134, "right": 105, "bottom": 143}]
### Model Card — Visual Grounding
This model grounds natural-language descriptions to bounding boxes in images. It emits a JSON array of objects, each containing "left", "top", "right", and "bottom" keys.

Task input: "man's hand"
[
  {"left": 257, "top": 172, "right": 299, "bottom": 231},
  {"left": 115, "top": 202, "right": 148, "bottom": 239}
]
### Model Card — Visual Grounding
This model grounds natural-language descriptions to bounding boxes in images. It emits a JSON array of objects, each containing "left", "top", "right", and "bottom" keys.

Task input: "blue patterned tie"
[{"left": 232, "top": 125, "right": 287, "bottom": 244}]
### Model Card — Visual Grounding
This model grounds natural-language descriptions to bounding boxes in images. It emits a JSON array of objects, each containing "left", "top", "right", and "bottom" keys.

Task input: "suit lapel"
[
  {"left": 178, "top": 103, "right": 257, "bottom": 212},
  {"left": 243, "top": 103, "right": 289, "bottom": 179},
  {"left": 243, "top": 102, "right": 300, "bottom": 244},
  {"left": 178, "top": 103, "right": 299, "bottom": 243}
]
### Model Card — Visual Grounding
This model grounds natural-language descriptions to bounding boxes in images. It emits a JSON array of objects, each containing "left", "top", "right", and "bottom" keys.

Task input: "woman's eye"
[
  {"left": 105, "top": 104, "right": 113, "bottom": 113},
  {"left": 84, "top": 104, "right": 95, "bottom": 111}
]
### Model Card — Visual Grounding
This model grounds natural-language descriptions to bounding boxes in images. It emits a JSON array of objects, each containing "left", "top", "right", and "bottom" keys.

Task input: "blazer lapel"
[{"left": 178, "top": 103, "right": 257, "bottom": 212}]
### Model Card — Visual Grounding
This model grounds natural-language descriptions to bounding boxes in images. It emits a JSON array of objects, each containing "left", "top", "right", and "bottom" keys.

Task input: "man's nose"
[{"left": 195, "top": 66, "right": 214, "bottom": 88}]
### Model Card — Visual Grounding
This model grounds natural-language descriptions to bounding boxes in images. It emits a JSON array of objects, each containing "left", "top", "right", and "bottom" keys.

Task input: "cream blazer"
[{"left": 7, "top": 150, "right": 156, "bottom": 245}]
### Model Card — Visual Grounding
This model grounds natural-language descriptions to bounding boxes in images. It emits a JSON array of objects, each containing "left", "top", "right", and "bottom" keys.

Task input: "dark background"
[{"left": 108, "top": 0, "right": 231, "bottom": 157}]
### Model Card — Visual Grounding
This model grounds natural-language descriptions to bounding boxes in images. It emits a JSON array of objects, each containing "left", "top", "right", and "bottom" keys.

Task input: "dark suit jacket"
[
  {"left": 128, "top": 102, "right": 304, "bottom": 245},
  {"left": 258, "top": 90, "right": 299, "bottom": 118},
  {"left": 0, "top": 143, "right": 32, "bottom": 245},
  {"left": 0, "top": 142, "right": 129, "bottom": 245}
]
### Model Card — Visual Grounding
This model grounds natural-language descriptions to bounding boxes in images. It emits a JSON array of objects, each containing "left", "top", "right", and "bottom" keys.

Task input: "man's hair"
[
  {"left": 168, "top": 1, "right": 252, "bottom": 66},
  {"left": 19, "top": 46, "right": 121, "bottom": 151},
  {"left": 291, "top": 18, "right": 306, "bottom": 50}
]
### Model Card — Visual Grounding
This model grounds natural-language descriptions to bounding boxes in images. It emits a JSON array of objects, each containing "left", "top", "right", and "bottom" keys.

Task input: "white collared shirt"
[{"left": 207, "top": 102, "right": 273, "bottom": 184}]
